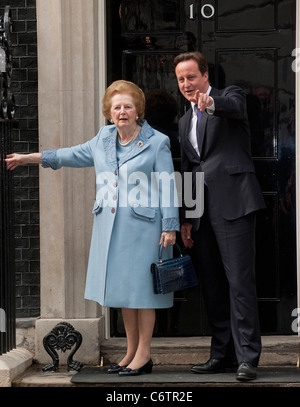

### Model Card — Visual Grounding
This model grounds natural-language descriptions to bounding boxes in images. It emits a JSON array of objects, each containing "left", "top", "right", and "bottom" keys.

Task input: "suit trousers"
[{"left": 193, "top": 186, "right": 261, "bottom": 366}]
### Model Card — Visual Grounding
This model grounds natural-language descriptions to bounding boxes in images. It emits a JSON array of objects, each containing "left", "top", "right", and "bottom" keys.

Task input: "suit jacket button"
[{"left": 111, "top": 208, "right": 116, "bottom": 214}]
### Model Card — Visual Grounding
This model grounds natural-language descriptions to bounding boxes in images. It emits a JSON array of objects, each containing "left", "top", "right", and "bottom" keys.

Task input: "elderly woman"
[{"left": 6, "top": 80, "right": 180, "bottom": 376}]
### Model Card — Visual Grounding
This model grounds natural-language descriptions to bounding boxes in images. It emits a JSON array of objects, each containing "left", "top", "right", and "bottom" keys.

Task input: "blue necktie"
[{"left": 196, "top": 106, "right": 202, "bottom": 154}]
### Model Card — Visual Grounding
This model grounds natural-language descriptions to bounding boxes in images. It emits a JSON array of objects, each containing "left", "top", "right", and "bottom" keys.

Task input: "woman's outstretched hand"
[{"left": 5, "top": 153, "right": 41, "bottom": 170}]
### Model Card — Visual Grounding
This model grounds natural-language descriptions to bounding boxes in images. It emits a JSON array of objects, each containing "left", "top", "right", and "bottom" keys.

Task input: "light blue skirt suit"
[{"left": 41, "top": 120, "right": 180, "bottom": 309}]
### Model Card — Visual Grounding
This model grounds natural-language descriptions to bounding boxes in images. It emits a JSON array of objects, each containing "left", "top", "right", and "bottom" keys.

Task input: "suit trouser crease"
[{"left": 194, "top": 187, "right": 261, "bottom": 366}]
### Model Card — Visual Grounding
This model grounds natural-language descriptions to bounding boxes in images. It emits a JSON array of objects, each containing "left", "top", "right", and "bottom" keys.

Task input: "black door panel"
[{"left": 107, "top": 0, "right": 296, "bottom": 335}]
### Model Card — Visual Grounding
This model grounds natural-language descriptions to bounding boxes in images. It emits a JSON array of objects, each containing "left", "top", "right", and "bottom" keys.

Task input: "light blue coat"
[{"left": 41, "top": 121, "right": 180, "bottom": 309}]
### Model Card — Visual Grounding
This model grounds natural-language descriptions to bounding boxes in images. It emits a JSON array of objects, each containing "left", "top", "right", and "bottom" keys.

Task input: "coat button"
[
  {"left": 114, "top": 169, "right": 118, "bottom": 175},
  {"left": 111, "top": 208, "right": 116, "bottom": 214},
  {"left": 113, "top": 182, "right": 118, "bottom": 187}
]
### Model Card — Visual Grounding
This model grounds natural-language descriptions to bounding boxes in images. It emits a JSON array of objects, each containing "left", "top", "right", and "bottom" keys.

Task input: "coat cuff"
[
  {"left": 41, "top": 150, "right": 58, "bottom": 169},
  {"left": 162, "top": 217, "right": 180, "bottom": 232}
]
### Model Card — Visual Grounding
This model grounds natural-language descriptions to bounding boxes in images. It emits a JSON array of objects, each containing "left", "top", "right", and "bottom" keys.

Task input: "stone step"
[
  {"left": 11, "top": 336, "right": 300, "bottom": 388},
  {"left": 13, "top": 364, "right": 300, "bottom": 388},
  {"left": 100, "top": 336, "right": 300, "bottom": 367}
]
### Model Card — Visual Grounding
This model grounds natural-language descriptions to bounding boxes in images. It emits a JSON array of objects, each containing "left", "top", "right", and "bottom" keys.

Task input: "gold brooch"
[{"left": 137, "top": 141, "right": 143, "bottom": 148}]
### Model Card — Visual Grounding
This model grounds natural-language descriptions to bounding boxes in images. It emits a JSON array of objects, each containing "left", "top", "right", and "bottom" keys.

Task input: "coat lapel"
[
  {"left": 197, "top": 111, "right": 208, "bottom": 158},
  {"left": 118, "top": 124, "right": 151, "bottom": 167},
  {"left": 102, "top": 127, "right": 118, "bottom": 168},
  {"left": 102, "top": 121, "right": 152, "bottom": 169},
  {"left": 181, "top": 108, "right": 200, "bottom": 161},
  {"left": 196, "top": 87, "right": 219, "bottom": 157}
]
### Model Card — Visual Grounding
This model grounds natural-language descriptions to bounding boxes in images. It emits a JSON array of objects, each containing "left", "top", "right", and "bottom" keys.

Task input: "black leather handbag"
[{"left": 151, "top": 243, "right": 198, "bottom": 294}]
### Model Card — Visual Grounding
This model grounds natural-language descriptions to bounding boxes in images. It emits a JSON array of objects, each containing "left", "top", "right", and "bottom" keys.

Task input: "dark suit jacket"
[{"left": 179, "top": 85, "right": 266, "bottom": 231}]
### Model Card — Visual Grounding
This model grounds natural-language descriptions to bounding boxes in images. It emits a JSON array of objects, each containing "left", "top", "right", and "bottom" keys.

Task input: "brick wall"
[{"left": 0, "top": 0, "right": 40, "bottom": 317}]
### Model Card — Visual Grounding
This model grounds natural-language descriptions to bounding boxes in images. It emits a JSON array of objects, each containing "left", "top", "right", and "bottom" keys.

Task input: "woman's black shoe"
[
  {"left": 107, "top": 363, "right": 127, "bottom": 373},
  {"left": 118, "top": 359, "right": 153, "bottom": 376}
]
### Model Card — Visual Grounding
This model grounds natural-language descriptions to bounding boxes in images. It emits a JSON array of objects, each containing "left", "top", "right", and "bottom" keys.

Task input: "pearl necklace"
[{"left": 118, "top": 126, "right": 139, "bottom": 146}]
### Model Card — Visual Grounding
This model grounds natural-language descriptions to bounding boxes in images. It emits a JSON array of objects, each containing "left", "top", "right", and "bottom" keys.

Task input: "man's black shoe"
[
  {"left": 191, "top": 358, "right": 225, "bottom": 374},
  {"left": 236, "top": 362, "right": 257, "bottom": 381}
]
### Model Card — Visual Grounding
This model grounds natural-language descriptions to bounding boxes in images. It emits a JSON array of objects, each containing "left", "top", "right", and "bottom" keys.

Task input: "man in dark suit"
[{"left": 174, "top": 52, "right": 266, "bottom": 381}]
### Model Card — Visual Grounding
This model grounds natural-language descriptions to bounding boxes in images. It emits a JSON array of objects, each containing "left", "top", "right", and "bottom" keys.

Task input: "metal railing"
[{"left": 0, "top": 6, "right": 15, "bottom": 355}]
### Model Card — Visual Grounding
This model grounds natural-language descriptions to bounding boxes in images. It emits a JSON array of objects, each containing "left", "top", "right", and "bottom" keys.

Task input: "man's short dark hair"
[{"left": 174, "top": 52, "right": 208, "bottom": 75}]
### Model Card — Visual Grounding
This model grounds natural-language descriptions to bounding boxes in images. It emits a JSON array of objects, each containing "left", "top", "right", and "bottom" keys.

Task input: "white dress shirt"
[{"left": 188, "top": 85, "right": 215, "bottom": 156}]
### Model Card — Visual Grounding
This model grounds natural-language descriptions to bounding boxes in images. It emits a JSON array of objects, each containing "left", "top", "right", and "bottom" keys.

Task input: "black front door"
[{"left": 106, "top": 0, "right": 296, "bottom": 336}]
